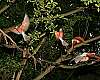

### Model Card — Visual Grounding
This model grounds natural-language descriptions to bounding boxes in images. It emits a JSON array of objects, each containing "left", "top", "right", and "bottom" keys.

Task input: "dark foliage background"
[{"left": 0, "top": 0, "right": 100, "bottom": 80}]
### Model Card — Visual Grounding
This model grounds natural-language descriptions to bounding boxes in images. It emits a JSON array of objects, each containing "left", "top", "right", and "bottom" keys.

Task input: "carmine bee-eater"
[
  {"left": 71, "top": 36, "right": 85, "bottom": 48},
  {"left": 55, "top": 28, "right": 68, "bottom": 47},
  {"left": 11, "top": 14, "right": 30, "bottom": 41},
  {"left": 72, "top": 52, "right": 96, "bottom": 64}
]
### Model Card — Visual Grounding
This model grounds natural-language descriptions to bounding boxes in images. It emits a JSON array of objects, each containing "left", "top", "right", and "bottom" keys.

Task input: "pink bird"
[
  {"left": 55, "top": 28, "right": 68, "bottom": 47},
  {"left": 73, "top": 52, "right": 96, "bottom": 63},
  {"left": 71, "top": 36, "right": 85, "bottom": 48},
  {"left": 11, "top": 14, "right": 30, "bottom": 41}
]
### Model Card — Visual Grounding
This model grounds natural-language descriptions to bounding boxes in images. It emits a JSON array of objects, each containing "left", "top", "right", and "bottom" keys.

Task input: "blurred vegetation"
[{"left": 0, "top": 0, "right": 100, "bottom": 80}]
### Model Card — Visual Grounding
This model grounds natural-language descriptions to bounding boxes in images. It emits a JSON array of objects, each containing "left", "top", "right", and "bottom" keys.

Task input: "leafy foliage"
[
  {"left": 0, "top": 52, "right": 21, "bottom": 79},
  {"left": 81, "top": 0, "right": 100, "bottom": 12},
  {"left": 0, "top": 0, "right": 100, "bottom": 80},
  {"left": 29, "top": 0, "right": 63, "bottom": 32}
]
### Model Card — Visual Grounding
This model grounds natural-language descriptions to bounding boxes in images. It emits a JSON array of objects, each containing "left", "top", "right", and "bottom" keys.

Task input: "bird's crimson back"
[
  {"left": 55, "top": 31, "right": 63, "bottom": 40},
  {"left": 11, "top": 14, "right": 30, "bottom": 34}
]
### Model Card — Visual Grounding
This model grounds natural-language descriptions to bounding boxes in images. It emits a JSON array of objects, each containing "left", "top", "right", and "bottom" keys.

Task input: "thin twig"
[
  {"left": 65, "top": 70, "right": 75, "bottom": 80},
  {"left": 32, "top": 37, "right": 46, "bottom": 55},
  {"left": 0, "top": 0, "right": 16, "bottom": 14},
  {"left": 0, "top": 5, "right": 10, "bottom": 14},
  {"left": 4, "top": 35, "right": 8, "bottom": 44},
  {"left": 12, "top": 72, "right": 15, "bottom": 80},
  {"left": 0, "top": 29, "right": 23, "bottom": 52},
  {"left": 39, "top": 33, "right": 46, "bottom": 38},
  {"left": 28, "top": 52, "right": 37, "bottom": 70},
  {"left": 0, "top": 29, "right": 16, "bottom": 45}
]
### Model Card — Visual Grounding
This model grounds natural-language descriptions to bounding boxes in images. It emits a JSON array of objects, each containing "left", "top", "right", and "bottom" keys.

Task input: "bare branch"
[
  {"left": 0, "top": 0, "right": 16, "bottom": 14},
  {"left": 62, "top": 7, "right": 84, "bottom": 17},
  {"left": 4, "top": 35, "right": 8, "bottom": 44},
  {"left": 33, "top": 65, "right": 55, "bottom": 80},
  {"left": 59, "top": 62, "right": 93, "bottom": 69},
  {"left": 33, "top": 35, "right": 100, "bottom": 80},
  {"left": 12, "top": 72, "right": 15, "bottom": 80},
  {"left": 32, "top": 37, "right": 46, "bottom": 55},
  {"left": 0, "top": 29, "right": 23, "bottom": 52},
  {"left": 0, "top": 5, "right": 10, "bottom": 14},
  {"left": 0, "top": 29, "right": 16, "bottom": 45}
]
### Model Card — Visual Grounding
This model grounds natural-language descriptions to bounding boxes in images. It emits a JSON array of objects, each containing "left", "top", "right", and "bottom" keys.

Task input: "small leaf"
[
  {"left": 95, "top": 4, "right": 99, "bottom": 7},
  {"left": 97, "top": 7, "right": 100, "bottom": 12}
]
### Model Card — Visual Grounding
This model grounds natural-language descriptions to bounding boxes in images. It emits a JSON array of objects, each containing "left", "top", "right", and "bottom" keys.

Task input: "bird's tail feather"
[
  {"left": 59, "top": 38, "right": 68, "bottom": 47},
  {"left": 22, "top": 32, "right": 30, "bottom": 41}
]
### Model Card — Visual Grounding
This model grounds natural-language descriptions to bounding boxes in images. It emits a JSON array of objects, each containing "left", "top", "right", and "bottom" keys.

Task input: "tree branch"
[
  {"left": 62, "top": 7, "right": 84, "bottom": 17},
  {"left": 32, "top": 37, "right": 46, "bottom": 56},
  {"left": 0, "top": 5, "right": 10, "bottom": 14},
  {"left": 59, "top": 62, "right": 94, "bottom": 69},
  {"left": 0, "top": 29, "right": 16, "bottom": 45},
  {"left": 33, "top": 65, "right": 55, "bottom": 80},
  {"left": 67, "top": 35, "right": 100, "bottom": 54},
  {"left": 0, "top": 29, "right": 23, "bottom": 51},
  {"left": 0, "top": 0, "right": 16, "bottom": 14},
  {"left": 33, "top": 35, "right": 100, "bottom": 80}
]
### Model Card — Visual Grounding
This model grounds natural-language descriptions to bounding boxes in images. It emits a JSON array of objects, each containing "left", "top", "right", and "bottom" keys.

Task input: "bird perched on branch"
[
  {"left": 72, "top": 52, "right": 96, "bottom": 64},
  {"left": 55, "top": 28, "right": 68, "bottom": 47},
  {"left": 71, "top": 36, "right": 85, "bottom": 48},
  {"left": 11, "top": 14, "right": 30, "bottom": 41}
]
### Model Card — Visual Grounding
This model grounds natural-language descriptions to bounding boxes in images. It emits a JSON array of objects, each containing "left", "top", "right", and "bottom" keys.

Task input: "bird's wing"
[{"left": 20, "top": 14, "right": 30, "bottom": 32}]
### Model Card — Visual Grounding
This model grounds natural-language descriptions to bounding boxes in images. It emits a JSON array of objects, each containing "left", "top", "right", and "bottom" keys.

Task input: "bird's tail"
[
  {"left": 22, "top": 32, "right": 30, "bottom": 41},
  {"left": 59, "top": 37, "right": 68, "bottom": 47}
]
